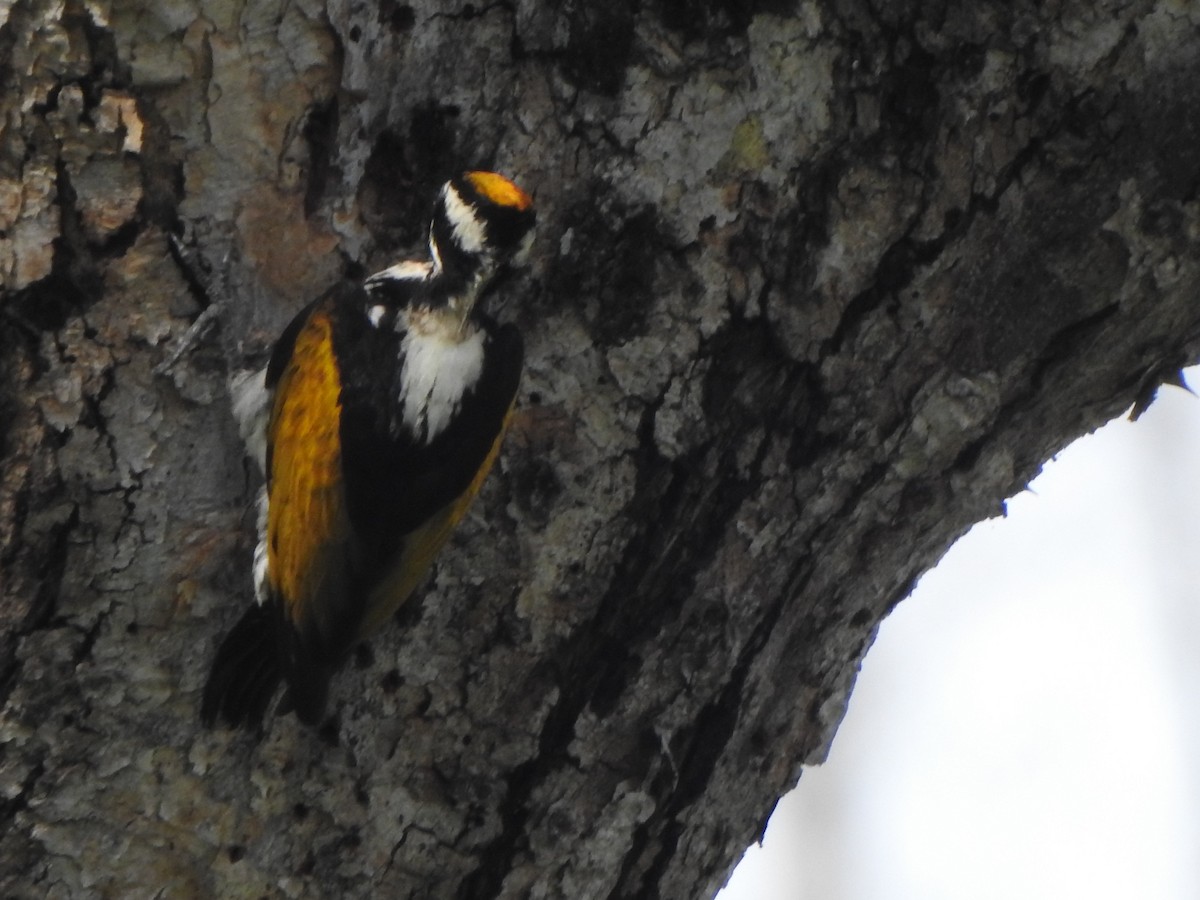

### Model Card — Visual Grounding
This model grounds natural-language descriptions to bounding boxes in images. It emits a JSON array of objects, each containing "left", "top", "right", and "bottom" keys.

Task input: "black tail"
[
  {"left": 276, "top": 626, "right": 334, "bottom": 727},
  {"left": 201, "top": 604, "right": 284, "bottom": 730}
]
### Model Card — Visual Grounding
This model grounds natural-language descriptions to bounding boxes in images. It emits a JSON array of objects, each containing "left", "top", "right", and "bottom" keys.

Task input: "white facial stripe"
[
  {"left": 399, "top": 325, "right": 486, "bottom": 442},
  {"left": 367, "top": 304, "right": 386, "bottom": 327},
  {"left": 366, "top": 259, "right": 434, "bottom": 285},
  {"left": 442, "top": 183, "right": 487, "bottom": 255},
  {"left": 429, "top": 230, "right": 444, "bottom": 274}
]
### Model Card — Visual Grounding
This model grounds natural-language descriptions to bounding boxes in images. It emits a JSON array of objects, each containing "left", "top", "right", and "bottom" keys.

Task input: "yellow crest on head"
[{"left": 465, "top": 171, "right": 532, "bottom": 211}]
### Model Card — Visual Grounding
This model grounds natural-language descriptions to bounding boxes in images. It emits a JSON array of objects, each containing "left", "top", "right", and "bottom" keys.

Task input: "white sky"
[{"left": 719, "top": 367, "right": 1200, "bottom": 900}]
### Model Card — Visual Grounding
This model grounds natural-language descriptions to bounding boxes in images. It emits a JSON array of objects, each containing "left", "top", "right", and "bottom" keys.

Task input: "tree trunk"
[{"left": 2, "top": 1, "right": 1198, "bottom": 897}]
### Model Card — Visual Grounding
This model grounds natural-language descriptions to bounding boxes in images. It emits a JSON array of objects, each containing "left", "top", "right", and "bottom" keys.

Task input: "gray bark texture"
[{"left": 2, "top": 0, "right": 1199, "bottom": 897}]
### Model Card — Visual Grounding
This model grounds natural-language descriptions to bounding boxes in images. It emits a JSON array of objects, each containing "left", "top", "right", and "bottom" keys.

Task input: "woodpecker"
[{"left": 202, "top": 171, "right": 535, "bottom": 729}]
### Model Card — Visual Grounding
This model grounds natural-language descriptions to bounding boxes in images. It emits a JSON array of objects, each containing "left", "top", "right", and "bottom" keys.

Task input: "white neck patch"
[{"left": 398, "top": 315, "right": 486, "bottom": 443}]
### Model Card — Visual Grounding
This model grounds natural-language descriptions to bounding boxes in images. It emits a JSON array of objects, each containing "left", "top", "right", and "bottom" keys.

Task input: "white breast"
[{"left": 399, "top": 325, "right": 485, "bottom": 442}]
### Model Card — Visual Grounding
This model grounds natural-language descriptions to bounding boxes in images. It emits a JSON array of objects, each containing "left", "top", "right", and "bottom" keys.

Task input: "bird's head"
[
  {"left": 364, "top": 172, "right": 536, "bottom": 333},
  {"left": 430, "top": 171, "right": 536, "bottom": 286}
]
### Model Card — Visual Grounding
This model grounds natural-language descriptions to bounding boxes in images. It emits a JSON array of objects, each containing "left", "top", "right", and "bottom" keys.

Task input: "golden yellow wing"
[{"left": 265, "top": 304, "right": 356, "bottom": 649}]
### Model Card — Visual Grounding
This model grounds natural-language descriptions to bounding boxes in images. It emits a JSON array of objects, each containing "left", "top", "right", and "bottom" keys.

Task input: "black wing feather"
[{"left": 335, "top": 308, "right": 523, "bottom": 569}]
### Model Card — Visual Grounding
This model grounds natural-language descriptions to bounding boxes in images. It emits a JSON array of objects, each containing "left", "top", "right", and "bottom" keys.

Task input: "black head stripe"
[
  {"left": 449, "top": 175, "right": 537, "bottom": 257},
  {"left": 485, "top": 203, "right": 536, "bottom": 255},
  {"left": 431, "top": 206, "right": 481, "bottom": 280}
]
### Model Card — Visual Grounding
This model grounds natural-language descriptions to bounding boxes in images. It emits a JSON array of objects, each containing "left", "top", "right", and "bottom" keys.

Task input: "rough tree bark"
[{"left": 2, "top": 0, "right": 1198, "bottom": 897}]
